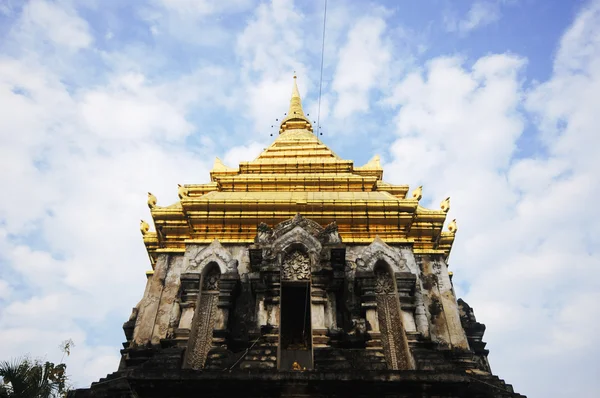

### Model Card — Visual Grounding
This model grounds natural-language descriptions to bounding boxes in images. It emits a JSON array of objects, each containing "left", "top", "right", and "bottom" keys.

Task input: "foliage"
[
  {"left": 0, "top": 340, "right": 73, "bottom": 398},
  {"left": 0, "top": 358, "right": 67, "bottom": 398}
]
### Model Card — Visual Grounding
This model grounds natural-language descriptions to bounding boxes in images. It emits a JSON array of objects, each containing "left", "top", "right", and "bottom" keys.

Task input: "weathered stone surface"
[{"left": 80, "top": 216, "right": 523, "bottom": 398}]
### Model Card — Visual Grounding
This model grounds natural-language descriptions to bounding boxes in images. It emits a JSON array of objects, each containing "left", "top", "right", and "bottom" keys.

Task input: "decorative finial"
[
  {"left": 411, "top": 185, "right": 423, "bottom": 201},
  {"left": 147, "top": 192, "right": 157, "bottom": 208},
  {"left": 440, "top": 197, "right": 450, "bottom": 213},
  {"left": 140, "top": 220, "right": 150, "bottom": 235},
  {"left": 178, "top": 184, "right": 188, "bottom": 199},
  {"left": 448, "top": 219, "right": 457, "bottom": 234}
]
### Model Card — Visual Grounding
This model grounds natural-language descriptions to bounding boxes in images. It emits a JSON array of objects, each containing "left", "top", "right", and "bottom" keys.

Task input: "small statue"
[
  {"left": 440, "top": 197, "right": 450, "bottom": 213},
  {"left": 177, "top": 184, "right": 188, "bottom": 199},
  {"left": 411, "top": 185, "right": 423, "bottom": 201},
  {"left": 140, "top": 220, "right": 150, "bottom": 235},
  {"left": 147, "top": 192, "right": 157, "bottom": 208},
  {"left": 348, "top": 317, "right": 367, "bottom": 336},
  {"left": 291, "top": 361, "right": 302, "bottom": 371},
  {"left": 256, "top": 222, "right": 273, "bottom": 243},
  {"left": 448, "top": 219, "right": 458, "bottom": 234}
]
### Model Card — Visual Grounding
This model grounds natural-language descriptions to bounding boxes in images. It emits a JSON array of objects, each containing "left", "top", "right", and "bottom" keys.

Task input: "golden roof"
[{"left": 142, "top": 76, "right": 455, "bottom": 265}]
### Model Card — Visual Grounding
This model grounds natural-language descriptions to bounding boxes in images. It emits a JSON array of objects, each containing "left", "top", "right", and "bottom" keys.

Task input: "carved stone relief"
[
  {"left": 375, "top": 269, "right": 412, "bottom": 370},
  {"left": 188, "top": 239, "right": 236, "bottom": 275},
  {"left": 203, "top": 268, "right": 221, "bottom": 291},
  {"left": 186, "top": 293, "right": 218, "bottom": 369},
  {"left": 358, "top": 237, "right": 408, "bottom": 273},
  {"left": 375, "top": 270, "right": 395, "bottom": 294},
  {"left": 282, "top": 250, "right": 310, "bottom": 281}
]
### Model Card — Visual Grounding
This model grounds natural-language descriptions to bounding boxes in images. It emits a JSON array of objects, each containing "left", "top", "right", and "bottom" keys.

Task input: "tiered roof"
[{"left": 142, "top": 76, "right": 456, "bottom": 265}]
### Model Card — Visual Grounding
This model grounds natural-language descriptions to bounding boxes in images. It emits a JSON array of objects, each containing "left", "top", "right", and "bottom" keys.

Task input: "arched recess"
[
  {"left": 357, "top": 238, "right": 426, "bottom": 338},
  {"left": 374, "top": 260, "right": 413, "bottom": 370},
  {"left": 276, "top": 241, "right": 316, "bottom": 370},
  {"left": 272, "top": 226, "right": 322, "bottom": 268},
  {"left": 184, "top": 262, "right": 222, "bottom": 369}
]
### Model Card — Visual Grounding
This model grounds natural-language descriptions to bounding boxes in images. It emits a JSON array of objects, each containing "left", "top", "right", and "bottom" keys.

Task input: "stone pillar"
[
  {"left": 395, "top": 272, "right": 418, "bottom": 334},
  {"left": 175, "top": 273, "right": 201, "bottom": 345},
  {"left": 261, "top": 267, "right": 281, "bottom": 346},
  {"left": 311, "top": 275, "right": 329, "bottom": 347},
  {"left": 355, "top": 272, "right": 382, "bottom": 349},
  {"left": 414, "top": 287, "right": 430, "bottom": 338},
  {"left": 213, "top": 273, "right": 239, "bottom": 348}
]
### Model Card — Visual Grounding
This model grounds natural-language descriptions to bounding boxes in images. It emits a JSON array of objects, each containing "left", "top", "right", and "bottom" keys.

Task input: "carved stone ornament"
[
  {"left": 375, "top": 270, "right": 395, "bottom": 294},
  {"left": 357, "top": 237, "right": 407, "bottom": 273},
  {"left": 189, "top": 239, "right": 237, "bottom": 275},
  {"left": 256, "top": 222, "right": 273, "bottom": 243},
  {"left": 203, "top": 268, "right": 221, "bottom": 291},
  {"left": 282, "top": 250, "right": 310, "bottom": 281}
]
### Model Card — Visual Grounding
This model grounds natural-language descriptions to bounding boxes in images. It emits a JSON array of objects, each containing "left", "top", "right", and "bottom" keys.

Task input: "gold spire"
[{"left": 279, "top": 74, "right": 313, "bottom": 134}]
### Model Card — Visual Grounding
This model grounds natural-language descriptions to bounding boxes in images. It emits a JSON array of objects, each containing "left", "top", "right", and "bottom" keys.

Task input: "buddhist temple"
[{"left": 75, "top": 76, "right": 525, "bottom": 397}]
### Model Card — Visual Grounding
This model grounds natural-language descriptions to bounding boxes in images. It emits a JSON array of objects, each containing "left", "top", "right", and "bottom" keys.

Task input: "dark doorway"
[{"left": 279, "top": 283, "right": 312, "bottom": 370}]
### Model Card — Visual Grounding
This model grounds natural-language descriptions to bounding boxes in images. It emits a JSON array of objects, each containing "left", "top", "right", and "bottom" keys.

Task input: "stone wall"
[{"left": 125, "top": 216, "right": 473, "bottom": 372}]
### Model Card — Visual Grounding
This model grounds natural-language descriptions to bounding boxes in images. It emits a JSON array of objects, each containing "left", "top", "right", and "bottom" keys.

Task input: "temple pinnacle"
[{"left": 279, "top": 74, "right": 313, "bottom": 134}]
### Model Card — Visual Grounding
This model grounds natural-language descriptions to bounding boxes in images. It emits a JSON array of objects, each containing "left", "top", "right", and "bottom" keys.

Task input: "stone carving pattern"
[
  {"left": 270, "top": 214, "right": 324, "bottom": 243},
  {"left": 189, "top": 240, "right": 236, "bottom": 275},
  {"left": 376, "top": 270, "right": 411, "bottom": 370},
  {"left": 377, "top": 294, "right": 411, "bottom": 371},
  {"left": 187, "top": 293, "right": 218, "bottom": 370},
  {"left": 282, "top": 250, "right": 310, "bottom": 281},
  {"left": 272, "top": 226, "right": 322, "bottom": 256},
  {"left": 203, "top": 268, "right": 221, "bottom": 291},
  {"left": 358, "top": 239, "right": 408, "bottom": 273},
  {"left": 375, "top": 270, "right": 395, "bottom": 294}
]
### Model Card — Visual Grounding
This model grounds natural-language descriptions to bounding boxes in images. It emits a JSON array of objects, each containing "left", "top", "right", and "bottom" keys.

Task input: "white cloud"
[
  {"left": 156, "top": 0, "right": 252, "bottom": 17},
  {"left": 332, "top": 15, "right": 391, "bottom": 118},
  {"left": 0, "top": 279, "right": 11, "bottom": 300},
  {"left": 384, "top": 2, "right": 600, "bottom": 396},
  {"left": 141, "top": 0, "right": 252, "bottom": 45},
  {"left": 79, "top": 73, "right": 193, "bottom": 142},
  {"left": 18, "top": 0, "right": 92, "bottom": 50},
  {"left": 0, "top": 2, "right": 218, "bottom": 386},
  {"left": 446, "top": 0, "right": 502, "bottom": 35}
]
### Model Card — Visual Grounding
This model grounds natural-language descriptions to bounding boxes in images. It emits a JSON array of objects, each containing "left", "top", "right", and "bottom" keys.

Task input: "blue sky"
[{"left": 0, "top": 0, "right": 599, "bottom": 397}]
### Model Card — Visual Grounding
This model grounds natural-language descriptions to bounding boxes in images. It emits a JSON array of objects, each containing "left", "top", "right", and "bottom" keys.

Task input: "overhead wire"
[{"left": 316, "top": 0, "right": 328, "bottom": 136}]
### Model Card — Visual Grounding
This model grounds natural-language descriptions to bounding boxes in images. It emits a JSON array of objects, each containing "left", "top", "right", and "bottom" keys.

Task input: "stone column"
[
  {"left": 395, "top": 272, "right": 418, "bottom": 334},
  {"left": 311, "top": 275, "right": 329, "bottom": 347},
  {"left": 213, "top": 273, "right": 239, "bottom": 348},
  {"left": 261, "top": 267, "right": 281, "bottom": 345},
  {"left": 174, "top": 273, "right": 201, "bottom": 345},
  {"left": 414, "top": 288, "right": 430, "bottom": 338},
  {"left": 355, "top": 272, "right": 382, "bottom": 349}
]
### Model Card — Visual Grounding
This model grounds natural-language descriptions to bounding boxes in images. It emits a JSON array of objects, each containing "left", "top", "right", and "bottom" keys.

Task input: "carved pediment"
[
  {"left": 188, "top": 239, "right": 238, "bottom": 274},
  {"left": 272, "top": 225, "right": 322, "bottom": 254},
  {"left": 356, "top": 236, "right": 408, "bottom": 272},
  {"left": 254, "top": 214, "right": 342, "bottom": 246}
]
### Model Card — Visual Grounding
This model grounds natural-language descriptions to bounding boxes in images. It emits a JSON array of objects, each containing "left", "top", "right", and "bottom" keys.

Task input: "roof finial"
[{"left": 279, "top": 74, "right": 313, "bottom": 134}]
